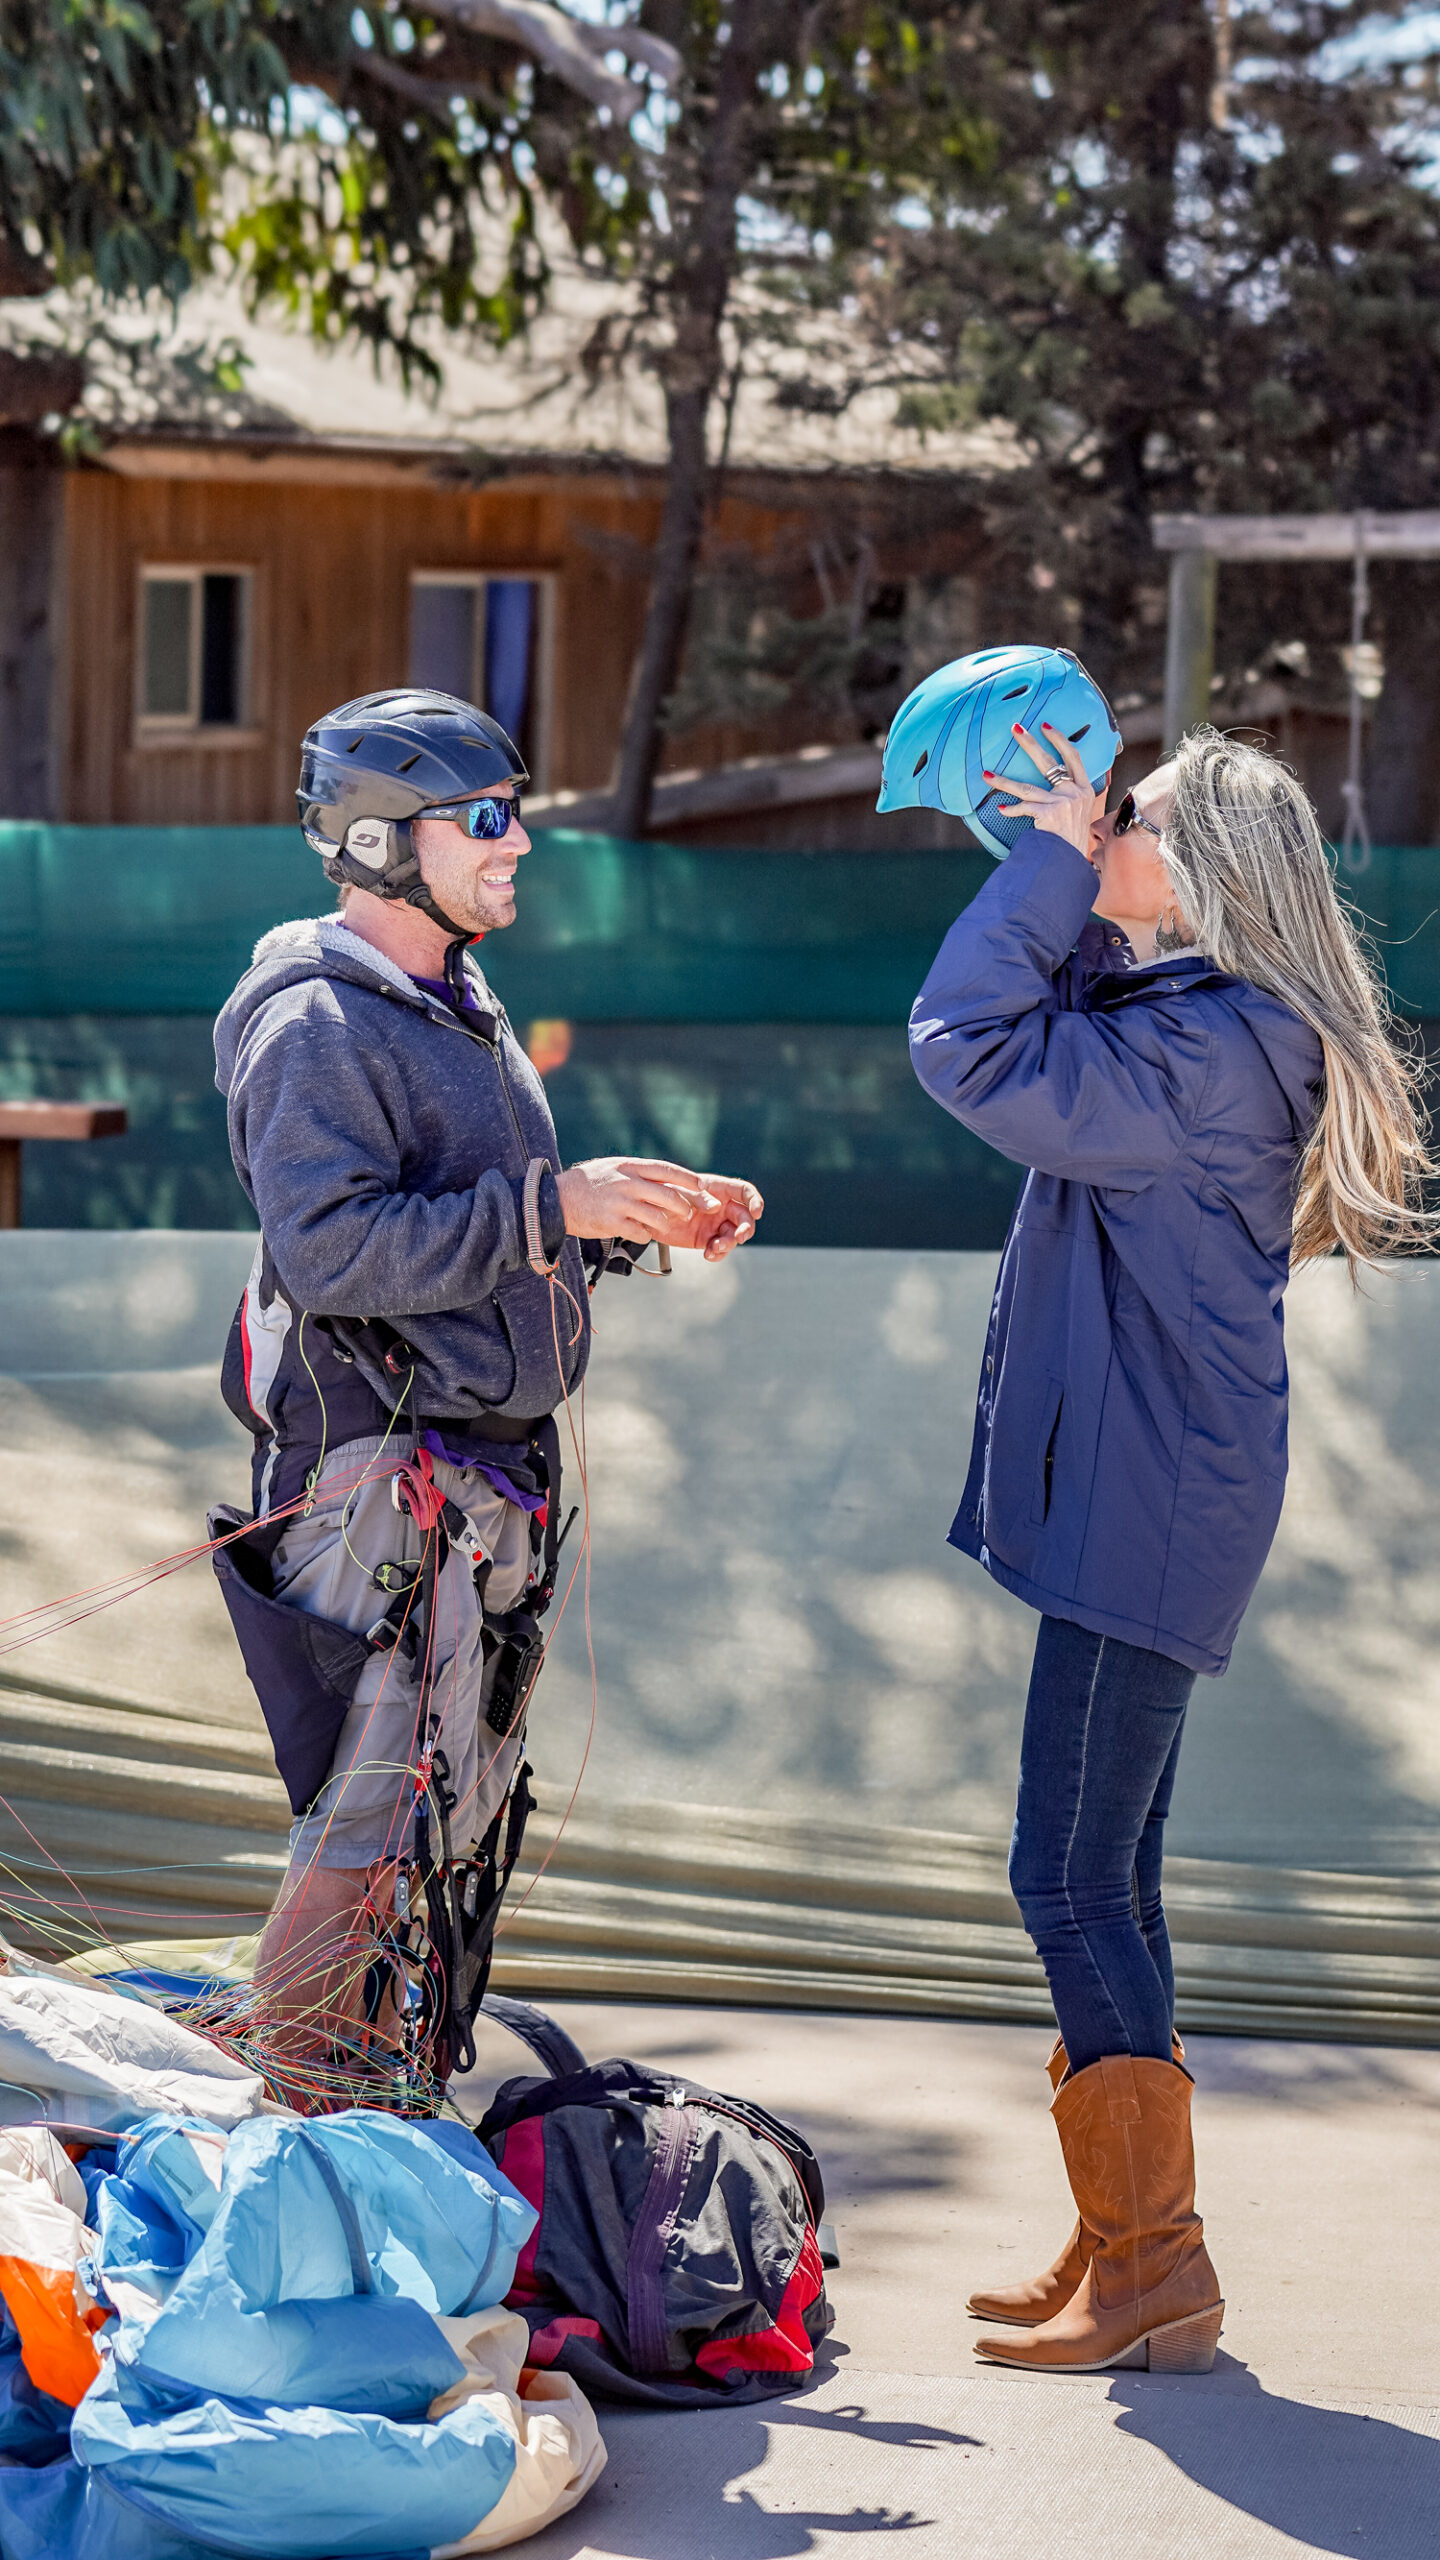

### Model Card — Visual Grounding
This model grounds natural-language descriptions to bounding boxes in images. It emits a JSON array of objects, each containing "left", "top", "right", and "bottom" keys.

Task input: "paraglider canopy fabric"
[{"left": 0, "top": 2104, "right": 603, "bottom": 2560}]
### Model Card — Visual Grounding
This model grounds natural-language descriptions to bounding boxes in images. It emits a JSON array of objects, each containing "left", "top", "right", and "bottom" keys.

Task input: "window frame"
[
  {"left": 408, "top": 568, "right": 556, "bottom": 790},
  {"left": 134, "top": 563, "right": 257, "bottom": 744}
]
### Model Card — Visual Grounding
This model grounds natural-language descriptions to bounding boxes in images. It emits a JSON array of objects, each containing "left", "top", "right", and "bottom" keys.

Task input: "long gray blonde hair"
[{"left": 1161, "top": 728, "right": 1435, "bottom": 1274}]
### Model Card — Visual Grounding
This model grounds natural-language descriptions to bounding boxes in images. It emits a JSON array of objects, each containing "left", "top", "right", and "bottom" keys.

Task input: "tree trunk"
[
  {"left": 610, "top": 378, "right": 715, "bottom": 838},
  {"left": 610, "top": 1, "right": 766, "bottom": 839},
  {"left": 0, "top": 429, "right": 65, "bottom": 819}
]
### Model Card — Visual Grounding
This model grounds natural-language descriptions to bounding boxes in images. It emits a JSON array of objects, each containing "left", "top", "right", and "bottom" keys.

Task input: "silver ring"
[{"left": 1042, "top": 764, "right": 1067, "bottom": 784}]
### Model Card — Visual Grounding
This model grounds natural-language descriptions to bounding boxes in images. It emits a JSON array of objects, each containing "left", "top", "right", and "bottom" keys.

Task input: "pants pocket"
[{"left": 209, "top": 1506, "right": 374, "bottom": 1816}]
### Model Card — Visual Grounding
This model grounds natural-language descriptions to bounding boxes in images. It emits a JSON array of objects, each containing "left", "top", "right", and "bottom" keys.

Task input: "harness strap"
[{"left": 532, "top": 1414, "right": 563, "bottom": 1601}]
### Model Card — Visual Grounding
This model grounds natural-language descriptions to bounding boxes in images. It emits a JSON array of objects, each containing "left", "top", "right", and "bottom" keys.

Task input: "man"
[{"left": 212, "top": 687, "right": 761, "bottom": 2088}]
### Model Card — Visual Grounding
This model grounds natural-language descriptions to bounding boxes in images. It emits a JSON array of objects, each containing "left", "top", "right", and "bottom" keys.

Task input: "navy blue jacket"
[
  {"left": 910, "top": 828, "right": 1324, "bottom": 1676},
  {"left": 215, "top": 917, "right": 589, "bottom": 1429}
]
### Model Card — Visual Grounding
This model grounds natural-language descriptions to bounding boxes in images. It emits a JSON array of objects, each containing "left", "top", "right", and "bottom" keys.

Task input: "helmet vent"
[
  {"left": 1002, "top": 686, "right": 1029, "bottom": 702},
  {"left": 346, "top": 735, "right": 366, "bottom": 752},
  {"left": 912, "top": 749, "right": 929, "bottom": 776},
  {"left": 396, "top": 753, "right": 421, "bottom": 773},
  {"left": 1069, "top": 723, "right": 1091, "bottom": 741}
]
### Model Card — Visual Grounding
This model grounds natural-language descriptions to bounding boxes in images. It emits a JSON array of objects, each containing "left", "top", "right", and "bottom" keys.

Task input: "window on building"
[
  {"left": 409, "top": 573, "right": 551, "bottom": 782},
  {"left": 138, "top": 569, "right": 251, "bottom": 733}
]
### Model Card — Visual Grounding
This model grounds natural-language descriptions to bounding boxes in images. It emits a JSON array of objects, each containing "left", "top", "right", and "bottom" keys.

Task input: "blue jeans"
[{"left": 1008, "top": 1616, "right": 1196, "bottom": 2075}]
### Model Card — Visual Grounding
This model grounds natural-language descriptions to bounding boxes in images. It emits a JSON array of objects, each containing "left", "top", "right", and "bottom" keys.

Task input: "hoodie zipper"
[{"left": 426, "top": 996, "right": 537, "bottom": 1176}]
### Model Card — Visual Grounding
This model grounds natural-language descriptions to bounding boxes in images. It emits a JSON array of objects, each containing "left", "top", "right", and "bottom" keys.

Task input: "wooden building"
[
  {"left": 0, "top": 273, "right": 1365, "bottom": 840},
  {"left": 0, "top": 273, "right": 1015, "bottom": 836}
]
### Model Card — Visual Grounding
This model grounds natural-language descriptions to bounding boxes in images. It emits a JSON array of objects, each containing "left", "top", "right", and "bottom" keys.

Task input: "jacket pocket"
[
  {"left": 1031, "top": 1379, "right": 1066, "bottom": 1528},
  {"left": 209, "top": 1506, "right": 373, "bottom": 1816}
]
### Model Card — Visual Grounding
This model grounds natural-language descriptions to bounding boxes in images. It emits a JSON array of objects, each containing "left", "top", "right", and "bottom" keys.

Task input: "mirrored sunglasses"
[
  {"left": 1112, "top": 790, "right": 1162, "bottom": 840},
  {"left": 424, "top": 793, "right": 522, "bottom": 840}
]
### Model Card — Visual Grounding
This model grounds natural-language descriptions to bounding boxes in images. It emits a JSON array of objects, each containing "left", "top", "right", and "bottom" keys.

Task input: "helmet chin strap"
[
  {"left": 442, "top": 935, "right": 474, "bottom": 1003},
  {"left": 401, "top": 879, "right": 472, "bottom": 941}
]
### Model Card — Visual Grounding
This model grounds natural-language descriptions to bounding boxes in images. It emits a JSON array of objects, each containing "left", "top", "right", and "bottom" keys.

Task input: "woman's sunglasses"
[
  {"left": 1112, "top": 791, "right": 1162, "bottom": 841},
  {"left": 424, "top": 793, "right": 522, "bottom": 841}
]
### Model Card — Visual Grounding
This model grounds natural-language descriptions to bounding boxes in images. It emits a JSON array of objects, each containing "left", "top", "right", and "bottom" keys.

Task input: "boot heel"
[{"left": 1147, "top": 2304, "right": 1223, "bottom": 2373}]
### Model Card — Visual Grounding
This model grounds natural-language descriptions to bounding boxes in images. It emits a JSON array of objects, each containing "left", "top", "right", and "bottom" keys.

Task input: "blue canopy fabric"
[
  {"left": 74, "top": 2365, "right": 519, "bottom": 2558},
  {"left": 0, "top": 2108, "right": 561, "bottom": 2560}
]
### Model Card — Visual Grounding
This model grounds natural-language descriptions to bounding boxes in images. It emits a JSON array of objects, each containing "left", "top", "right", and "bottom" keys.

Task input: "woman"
[{"left": 908, "top": 719, "right": 1433, "bottom": 2375}]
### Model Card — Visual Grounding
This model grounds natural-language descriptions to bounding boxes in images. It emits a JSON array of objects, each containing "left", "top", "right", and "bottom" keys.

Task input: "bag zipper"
[{"left": 625, "top": 2096, "right": 697, "bottom": 2374}]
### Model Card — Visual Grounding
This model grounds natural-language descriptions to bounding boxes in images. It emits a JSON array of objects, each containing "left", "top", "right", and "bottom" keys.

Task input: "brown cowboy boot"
[
  {"left": 966, "top": 2031, "right": 1185, "bottom": 2327},
  {"left": 974, "top": 2053, "right": 1223, "bottom": 2373},
  {"left": 966, "top": 2034, "right": 1084, "bottom": 2324}
]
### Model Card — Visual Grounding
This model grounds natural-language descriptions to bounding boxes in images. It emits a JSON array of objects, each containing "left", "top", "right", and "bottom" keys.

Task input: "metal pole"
[
  {"left": 1162, "top": 550, "right": 1217, "bottom": 754},
  {"left": 1339, "top": 513, "right": 1373, "bottom": 875}
]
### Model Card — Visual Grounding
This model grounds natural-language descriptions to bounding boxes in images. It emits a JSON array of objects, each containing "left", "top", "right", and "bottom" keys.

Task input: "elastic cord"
[{"left": 523, "top": 1157, "right": 561, "bottom": 1277}]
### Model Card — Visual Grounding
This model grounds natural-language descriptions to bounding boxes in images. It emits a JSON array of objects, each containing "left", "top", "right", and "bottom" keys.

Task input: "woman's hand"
[
  {"left": 556, "top": 1158, "right": 763, "bottom": 1259},
  {"left": 984, "top": 722, "right": 1104, "bottom": 858}
]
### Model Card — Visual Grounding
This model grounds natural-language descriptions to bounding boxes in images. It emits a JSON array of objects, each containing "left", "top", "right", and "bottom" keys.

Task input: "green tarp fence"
[
  {"left": 2, "top": 825, "right": 1436, "bottom": 1240},
  {"left": 4, "top": 824, "right": 1438, "bottom": 1020}
]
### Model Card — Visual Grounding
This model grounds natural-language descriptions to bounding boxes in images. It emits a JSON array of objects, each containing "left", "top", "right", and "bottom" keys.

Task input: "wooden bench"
[{"left": 0, "top": 1102, "right": 129, "bottom": 1228}]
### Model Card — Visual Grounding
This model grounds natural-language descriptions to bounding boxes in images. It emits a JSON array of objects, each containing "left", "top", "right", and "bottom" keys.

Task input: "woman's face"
[{"left": 1086, "top": 761, "right": 1177, "bottom": 932}]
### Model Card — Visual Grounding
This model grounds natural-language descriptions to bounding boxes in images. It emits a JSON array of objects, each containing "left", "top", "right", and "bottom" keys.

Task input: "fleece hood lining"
[{"left": 246, "top": 918, "right": 496, "bottom": 1015}]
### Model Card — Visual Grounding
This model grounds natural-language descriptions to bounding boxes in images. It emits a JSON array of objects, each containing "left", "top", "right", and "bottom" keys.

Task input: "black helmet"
[{"left": 297, "top": 688, "right": 529, "bottom": 937}]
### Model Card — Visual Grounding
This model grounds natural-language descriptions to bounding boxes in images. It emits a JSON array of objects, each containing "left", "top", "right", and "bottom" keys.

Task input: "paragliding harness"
[
  {"left": 212, "top": 1287, "right": 577, "bottom": 2105},
  {"left": 366, "top": 1405, "right": 575, "bottom": 2091}
]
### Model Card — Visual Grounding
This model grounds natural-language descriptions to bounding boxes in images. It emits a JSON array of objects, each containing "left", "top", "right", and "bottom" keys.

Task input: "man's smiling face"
[{"left": 411, "top": 785, "right": 531, "bottom": 935}]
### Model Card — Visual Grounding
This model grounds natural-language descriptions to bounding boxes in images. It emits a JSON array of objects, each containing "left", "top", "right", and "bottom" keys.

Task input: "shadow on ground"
[
  {"left": 1112, "top": 2361, "right": 1440, "bottom": 2559},
  {"left": 524, "top": 2380, "right": 965, "bottom": 2556},
  {"left": 516, "top": 2351, "right": 1440, "bottom": 2560},
  {"left": 1187, "top": 2036, "right": 1440, "bottom": 2112}
]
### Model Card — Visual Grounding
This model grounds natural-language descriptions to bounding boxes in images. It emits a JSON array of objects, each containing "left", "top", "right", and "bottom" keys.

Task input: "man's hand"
[
  {"left": 556, "top": 1158, "right": 764, "bottom": 1261},
  {"left": 661, "top": 1172, "right": 764, "bottom": 1261}
]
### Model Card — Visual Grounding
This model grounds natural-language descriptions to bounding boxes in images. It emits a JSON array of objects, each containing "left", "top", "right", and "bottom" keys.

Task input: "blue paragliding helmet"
[{"left": 877, "top": 645, "right": 1123, "bottom": 859}]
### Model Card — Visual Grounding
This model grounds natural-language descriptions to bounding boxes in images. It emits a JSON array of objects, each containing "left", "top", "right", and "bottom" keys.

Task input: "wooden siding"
[
  {"left": 64, "top": 469, "right": 630, "bottom": 820},
  {"left": 61, "top": 464, "right": 905, "bottom": 825}
]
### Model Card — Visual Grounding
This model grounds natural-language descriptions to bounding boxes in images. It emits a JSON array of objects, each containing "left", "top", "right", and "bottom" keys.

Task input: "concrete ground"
[{"left": 456, "top": 2003, "right": 1440, "bottom": 2560}]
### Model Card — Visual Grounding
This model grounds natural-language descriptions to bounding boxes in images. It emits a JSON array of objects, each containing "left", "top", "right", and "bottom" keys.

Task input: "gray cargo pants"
[{"left": 270, "top": 1435, "right": 535, "bottom": 1873}]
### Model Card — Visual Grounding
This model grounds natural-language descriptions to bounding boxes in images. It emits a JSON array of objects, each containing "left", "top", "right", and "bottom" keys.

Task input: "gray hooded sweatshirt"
[{"left": 213, "top": 917, "right": 589, "bottom": 1422}]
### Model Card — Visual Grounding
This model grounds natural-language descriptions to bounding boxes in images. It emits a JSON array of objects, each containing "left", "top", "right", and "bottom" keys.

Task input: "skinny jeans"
[{"left": 1008, "top": 1615, "right": 1196, "bottom": 2075}]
